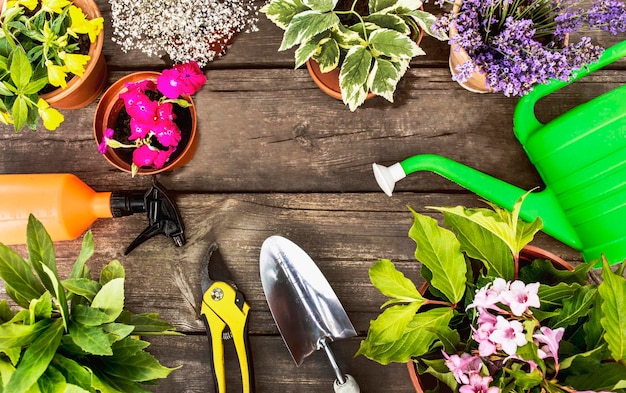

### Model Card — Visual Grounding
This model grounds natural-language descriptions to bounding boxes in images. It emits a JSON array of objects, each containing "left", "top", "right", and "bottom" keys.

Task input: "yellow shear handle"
[{"left": 200, "top": 281, "right": 252, "bottom": 393}]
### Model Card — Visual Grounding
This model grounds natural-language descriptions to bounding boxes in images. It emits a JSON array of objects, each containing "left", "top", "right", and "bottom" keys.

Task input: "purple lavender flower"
[{"left": 436, "top": 0, "right": 626, "bottom": 96}]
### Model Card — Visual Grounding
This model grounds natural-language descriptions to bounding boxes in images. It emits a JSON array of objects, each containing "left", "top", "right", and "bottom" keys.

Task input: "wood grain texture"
[{"left": 0, "top": 0, "right": 622, "bottom": 390}]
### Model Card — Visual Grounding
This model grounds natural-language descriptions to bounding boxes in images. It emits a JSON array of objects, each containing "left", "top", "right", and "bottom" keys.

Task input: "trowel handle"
[
  {"left": 514, "top": 40, "right": 626, "bottom": 145},
  {"left": 333, "top": 374, "right": 360, "bottom": 393}
]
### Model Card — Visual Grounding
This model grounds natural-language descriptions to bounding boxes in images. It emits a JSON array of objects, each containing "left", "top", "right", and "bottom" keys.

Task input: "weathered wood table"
[{"left": 1, "top": 1, "right": 624, "bottom": 391}]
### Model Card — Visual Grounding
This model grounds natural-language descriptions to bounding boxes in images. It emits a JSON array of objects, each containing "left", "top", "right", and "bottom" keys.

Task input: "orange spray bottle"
[{"left": 0, "top": 174, "right": 185, "bottom": 254}]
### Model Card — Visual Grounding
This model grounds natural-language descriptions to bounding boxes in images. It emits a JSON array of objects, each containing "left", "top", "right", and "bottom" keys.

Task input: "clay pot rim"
[
  {"left": 38, "top": 0, "right": 105, "bottom": 102},
  {"left": 93, "top": 71, "right": 198, "bottom": 176},
  {"left": 406, "top": 245, "right": 573, "bottom": 393}
]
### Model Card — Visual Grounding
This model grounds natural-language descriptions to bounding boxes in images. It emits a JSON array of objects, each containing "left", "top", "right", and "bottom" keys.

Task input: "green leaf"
[
  {"left": 26, "top": 215, "right": 58, "bottom": 290},
  {"left": 29, "top": 291, "right": 52, "bottom": 321},
  {"left": 302, "top": 0, "right": 336, "bottom": 12},
  {"left": 0, "top": 242, "right": 45, "bottom": 307},
  {"left": 62, "top": 278, "right": 100, "bottom": 301},
  {"left": 279, "top": 10, "right": 340, "bottom": 51},
  {"left": 23, "top": 77, "right": 48, "bottom": 95},
  {"left": 103, "top": 323, "right": 135, "bottom": 342},
  {"left": 9, "top": 49, "right": 32, "bottom": 89},
  {"left": 261, "top": 0, "right": 309, "bottom": 30},
  {"left": 116, "top": 311, "right": 178, "bottom": 335},
  {"left": 51, "top": 354, "right": 93, "bottom": 391},
  {"left": 311, "top": 37, "right": 340, "bottom": 72},
  {"left": 40, "top": 263, "right": 69, "bottom": 331},
  {"left": 583, "top": 294, "right": 604, "bottom": 349},
  {"left": 369, "top": 28, "right": 422, "bottom": 59},
  {"left": 91, "top": 278, "right": 125, "bottom": 323},
  {"left": 332, "top": 23, "right": 364, "bottom": 48},
  {"left": 507, "top": 368, "right": 542, "bottom": 390},
  {"left": 549, "top": 285, "right": 597, "bottom": 329},
  {"left": 408, "top": 208, "right": 466, "bottom": 303},
  {"left": 368, "top": 302, "right": 423, "bottom": 343},
  {"left": 38, "top": 365, "right": 67, "bottom": 393},
  {"left": 420, "top": 358, "right": 458, "bottom": 391},
  {"left": 0, "top": 300, "right": 15, "bottom": 323},
  {"left": 369, "top": 259, "right": 423, "bottom": 305},
  {"left": 70, "top": 231, "right": 94, "bottom": 280},
  {"left": 357, "top": 307, "right": 454, "bottom": 364},
  {"left": 0, "top": 319, "right": 51, "bottom": 350},
  {"left": 68, "top": 324, "right": 113, "bottom": 356},
  {"left": 11, "top": 94, "right": 28, "bottom": 131},
  {"left": 519, "top": 258, "right": 590, "bottom": 285},
  {"left": 101, "top": 339, "right": 179, "bottom": 382},
  {"left": 5, "top": 318, "right": 64, "bottom": 393},
  {"left": 564, "top": 362, "right": 626, "bottom": 391},
  {"left": 100, "top": 260, "right": 125, "bottom": 285},
  {"left": 441, "top": 210, "right": 515, "bottom": 280},
  {"left": 0, "top": 81, "right": 14, "bottom": 95},
  {"left": 369, "top": 0, "right": 401, "bottom": 13},
  {"left": 364, "top": 14, "right": 410, "bottom": 34},
  {"left": 598, "top": 259, "right": 626, "bottom": 360},
  {"left": 339, "top": 45, "right": 372, "bottom": 111},
  {"left": 407, "top": 9, "right": 448, "bottom": 40},
  {"left": 294, "top": 32, "right": 328, "bottom": 69},
  {"left": 72, "top": 304, "right": 112, "bottom": 326},
  {"left": 368, "top": 57, "right": 400, "bottom": 102}
]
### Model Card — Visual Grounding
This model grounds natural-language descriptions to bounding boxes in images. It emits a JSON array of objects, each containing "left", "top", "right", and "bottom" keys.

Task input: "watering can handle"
[{"left": 514, "top": 40, "right": 626, "bottom": 144}]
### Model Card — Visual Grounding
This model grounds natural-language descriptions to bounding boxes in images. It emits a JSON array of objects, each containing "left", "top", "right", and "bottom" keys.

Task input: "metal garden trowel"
[{"left": 259, "top": 235, "right": 360, "bottom": 393}]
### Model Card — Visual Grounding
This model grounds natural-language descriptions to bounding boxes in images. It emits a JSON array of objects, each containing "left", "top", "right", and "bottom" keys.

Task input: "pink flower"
[
  {"left": 459, "top": 374, "right": 499, "bottom": 393},
  {"left": 443, "top": 352, "right": 482, "bottom": 384},
  {"left": 156, "top": 102, "right": 177, "bottom": 122},
  {"left": 154, "top": 120, "right": 182, "bottom": 147},
  {"left": 473, "top": 313, "right": 498, "bottom": 357},
  {"left": 533, "top": 326, "right": 564, "bottom": 367},
  {"left": 98, "top": 127, "right": 114, "bottom": 154},
  {"left": 157, "top": 61, "right": 206, "bottom": 98},
  {"left": 124, "top": 94, "right": 158, "bottom": 124},
  {"left": 502, "top": 281, "right": 540, "bottom": 316},
  {"left": 489, "top": 316, "right": 527, "bottom": 355},
  {"left": 468, "top": 278, "right": 509, "bottom": 312},
  {"left": 152, "top": 147, "right": 175, "bottom": 169},
  {"left": 132, "top": 144, "right": 159, "bottom": 168},
  {"left": 124, "top": 80, "right": 156, "bottom": 93},
  {"left": 128, "top": 118, "right": 151, "bottom": 140}
]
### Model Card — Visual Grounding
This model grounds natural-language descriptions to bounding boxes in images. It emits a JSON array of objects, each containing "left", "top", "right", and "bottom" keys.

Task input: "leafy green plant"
[
  {"left": 0, "top": 215, "right": 180, "bottom": 392},
  {"left": 261, "top": 0, "right": 446, "bottom": 111},
  {"left": 0, "top": 0, "right": 103, "bottom": 131},
  {"left": 357, "top": 195, "right": 626, "bottom": 393}
]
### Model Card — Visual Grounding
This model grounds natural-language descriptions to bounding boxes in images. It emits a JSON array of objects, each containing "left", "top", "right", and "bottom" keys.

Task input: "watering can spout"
[{"left": 373, "top": 154, "right": 582, "bottom": 251}]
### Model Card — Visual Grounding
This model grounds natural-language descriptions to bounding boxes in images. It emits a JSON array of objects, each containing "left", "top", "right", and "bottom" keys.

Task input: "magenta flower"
[
  {"left": 125, "top": 80, "right": 156, "bottom": 93},
  {"left": 132, "top": 144, "right": 159, "bottom": 168},
  {"left": 502, "top": 281, "right": 540, "bottom": 316},
  {"left": 157, "top": 61, "right": 206, "bottom": 98},
  {"left": 489, "top": 316, "right": 527, "bottom": 355},
  {"left": 98, "top": 127, "right": 114, "bottom": 154},
  {"left": 156, "top": 102, "right": 177, "bottom": 122},
  {"left": 459, "top": 374, "right": 499, "bottom": 393},
  {"left": 154, "top": 120, "right": 182, "bottom": 147},
  {"left": 152, "top": 147, "right": 175, "bottom": 169},
  {"left": 124, "top": 94, "right": 158, "bottom": 124},
  {"left": 128, "top": 118, "right": 151, "bottom": 140}
]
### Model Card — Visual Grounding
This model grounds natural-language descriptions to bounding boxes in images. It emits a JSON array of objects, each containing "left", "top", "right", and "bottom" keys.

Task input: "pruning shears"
[{"left": 200, "top": 242, "right": 254, "bottom": 393}]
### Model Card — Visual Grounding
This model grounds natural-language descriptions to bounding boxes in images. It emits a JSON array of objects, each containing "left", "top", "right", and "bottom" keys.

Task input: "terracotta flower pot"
[
  {"left": 406, "top": 245, "right": 573, "bottom": 393},
  {"left": 448, "top": 2, "right": 491, "bottom": 94},
  {"left": 306, "top": 26, "right": 425, "bottom": 101},
  {"left": 93, "top": 71, "right": 198, "bottom": 175},
  {"left": 38, "top": 0, "right": 108, "bottom": 109}
]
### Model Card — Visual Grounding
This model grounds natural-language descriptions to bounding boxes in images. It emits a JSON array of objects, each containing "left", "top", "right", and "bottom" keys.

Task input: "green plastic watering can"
[{"left": 373, "top": 40, "right": 626, "bottom": 265}]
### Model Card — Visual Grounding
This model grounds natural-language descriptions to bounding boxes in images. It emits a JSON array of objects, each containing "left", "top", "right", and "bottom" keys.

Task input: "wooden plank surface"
[{"left": 0, "top": 0, "right": 623, "bottom": 391}]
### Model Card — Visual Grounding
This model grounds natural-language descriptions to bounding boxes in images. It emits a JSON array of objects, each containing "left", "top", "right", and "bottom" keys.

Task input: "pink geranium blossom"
[
  {"left": 157, "top": 61, "right": 207, "bottom": 98},
  {"left": 98, "top": 127, "right": 114, "bottom": 154}
]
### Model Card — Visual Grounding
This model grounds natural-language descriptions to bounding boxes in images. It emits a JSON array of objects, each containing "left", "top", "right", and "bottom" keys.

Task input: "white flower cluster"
[{"left": 109, "top": 0, "right": 258, "bottom": 67}]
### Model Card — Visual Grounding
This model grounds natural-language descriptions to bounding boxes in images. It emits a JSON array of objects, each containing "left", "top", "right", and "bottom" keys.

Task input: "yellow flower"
[
  {"left": 5, "top": 0, "right": 37, "bottom": 10},
  {"left": 59, "top": 51, "right": 90, "bottom": 77},
  {"left": 37, "top": 99, "right": 64, "bottom": 130},
  {"left": 45, "top": 60, "right": 69, "bottom": 89},
  {"left": 0, "top": 110, "right": 13, "bottom": 125},
  {"left": 40, "top": 0, "right": 70, "bottom": 14},
  {"left": 67, "top": 5, "right": 104, "bottom": 43}
]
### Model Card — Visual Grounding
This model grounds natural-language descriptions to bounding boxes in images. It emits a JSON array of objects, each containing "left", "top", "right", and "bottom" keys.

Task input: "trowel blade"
[{"left": 259, "top": 235, "right": 357, "bottom": 366}]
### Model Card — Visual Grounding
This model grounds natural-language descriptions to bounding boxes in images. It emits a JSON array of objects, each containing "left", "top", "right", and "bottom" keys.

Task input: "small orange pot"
[
  {"left": 38, "top": 0, "right": 108, "bottom": 109},
  {"left": 93, "top": 71, "right": 198, "bottom": 175},
  {"left": 406, "top": 245, "right": 573, "bottom": 393},
  {"left": 306, "top": 26, "right": 425, "bottom": 101}
]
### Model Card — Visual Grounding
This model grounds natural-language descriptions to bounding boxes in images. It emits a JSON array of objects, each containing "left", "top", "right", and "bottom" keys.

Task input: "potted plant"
[
  {"left": 433, "top": 0, "right": 626, "bottom": 95},
  {"left": 357, "top": 194, "right": 626, "bottom": 392},
  {"left": 261, "top": 0, "right": 447, "bottom": 111},
  {"left": 0, "top": 215, "right": 180, "bottom": 392},
  {"left": 108, "top": 0, "right": 259, "bottom": 67},
  {"left": 0, "top": 0, "right": 107, "bottom": 131},
  {"left": 95, "top": 61, "right": 206, "bottom": 177}
]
